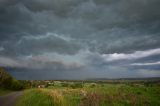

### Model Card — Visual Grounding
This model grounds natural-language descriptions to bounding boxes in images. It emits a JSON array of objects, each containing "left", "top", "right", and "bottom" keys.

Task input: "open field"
[
  {"left": 16, "top": 81, "right": 160, "bottom": 106},
  {"left": 1, "top": 67, "right": 160, "bottom": 106}
]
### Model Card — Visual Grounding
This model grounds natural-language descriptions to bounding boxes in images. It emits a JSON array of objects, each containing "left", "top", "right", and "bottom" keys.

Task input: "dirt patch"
[{"left": 0, "top": 91, "right": 23, "bottom": 106}]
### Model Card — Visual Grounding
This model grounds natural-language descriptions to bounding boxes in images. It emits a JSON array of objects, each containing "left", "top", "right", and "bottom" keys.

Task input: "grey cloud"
[
  {"left": 23, "top": 0, "right": 85, "bottom": 17},
  {"left": 16, "top": 33, "right": 82, "bottom": 55},
  {"left": 1, "top": 0, "right": 160, "bottom": 54},
  {"left": 0, "top": 32, "right": 82, "bottom": 57},
  {"left": 0, "top": 53, "right": 86, "bottom": 70},
  {"left": 102, "top": 48, "right": 160, "bottom": 62},
  {"left": 0, "top": 0, "right": 160, "bottom": 79},
  {"left": 0, "top": 0, "right": 19, "bottom": 8}
]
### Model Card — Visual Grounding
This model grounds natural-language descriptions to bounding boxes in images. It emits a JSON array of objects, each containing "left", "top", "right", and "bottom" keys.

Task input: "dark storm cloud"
[
  {"left": 23, "top": 0, "right": 85, "bottom": 17},
  {"left": 0, "top": 33, "right": 82, "bottom": 56},
  {"left": 0, "top": 0, "right": 19, "bottom": 8},
  {"left": 0, "top": 0, "right": 160, "bottom": 79},
  {"left": 1, "top": 0, "right": 160, "bottom": 54}
]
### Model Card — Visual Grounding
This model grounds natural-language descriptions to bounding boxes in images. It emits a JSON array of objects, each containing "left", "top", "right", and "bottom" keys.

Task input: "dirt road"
[{"left": 0, "top": 91, "right": 23, "bottom": 106}]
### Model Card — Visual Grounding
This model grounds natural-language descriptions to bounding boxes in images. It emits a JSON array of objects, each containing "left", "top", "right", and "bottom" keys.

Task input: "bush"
[
  {"left": 0, "top": 68, "right": 24, "bottom": 90},
  {"left": 0, "top": 68, "right": 13, "bottom": 89},
  {"left": 61, "top": 82, "right": 69, "bottom": 87},
  {"left": 11, "top": 79, "right": 24, "bottom": 90},
  {"left": 89, "top": 83, "right": 97, "bottom": 88},
  {"left": 70, "top": 82, "right": 83, "bottom": 89},
  {"left": 80, "top": 92, "right": 103, "bottom": 106}
]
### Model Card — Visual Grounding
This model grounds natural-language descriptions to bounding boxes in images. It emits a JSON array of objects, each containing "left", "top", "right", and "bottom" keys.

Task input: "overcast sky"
[{"left": 0, "top": 0, "right": 160, "bottom": 80}]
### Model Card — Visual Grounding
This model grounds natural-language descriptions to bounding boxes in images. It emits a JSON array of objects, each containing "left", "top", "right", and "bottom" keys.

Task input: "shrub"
[
  {"left": 61, "top": 82, "right": 69, "bottom": 87},
  {"left": 0, "top": 68, "right": 13, "bottom": 89},
  {"left": 70, "top": 82, "right": 83, "bottom": 89},
  {"left": 11, "top": 79, "right": 24, "bottom": 90},
  {"left": 80, "top": 92, "right": 104, "bottom": 106},
  {"left": 0, "top": 67, "right": 24, "bottom": 90},
  {"left": 89, "top": 83, "right": 97, "bottom": 88}
]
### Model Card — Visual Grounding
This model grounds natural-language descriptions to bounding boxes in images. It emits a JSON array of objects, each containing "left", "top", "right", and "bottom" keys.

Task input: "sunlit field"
[
  {"left": 16, "top": 81, "right": 160, "bottom": 106},
  {"left": 1, "top": 68, "right": 160, "bottom": 106}
]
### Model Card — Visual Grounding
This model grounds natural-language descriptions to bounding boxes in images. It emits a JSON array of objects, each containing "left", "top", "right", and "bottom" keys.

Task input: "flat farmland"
[{"left": 16, "top": 81, "right": 160, "bottom": 106}]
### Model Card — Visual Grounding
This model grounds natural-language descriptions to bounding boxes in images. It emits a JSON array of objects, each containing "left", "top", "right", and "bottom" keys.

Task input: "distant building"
[{"left": 38, "top": 85, "right": 46, "bottom": 88}]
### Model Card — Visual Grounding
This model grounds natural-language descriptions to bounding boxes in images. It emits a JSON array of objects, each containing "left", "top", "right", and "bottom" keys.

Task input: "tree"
[
  {"left": 0, "top": 67, "right": 13, "bottom": 89},
  {"left": 0, "top": 67, "right": 24, "bottom": 90}
]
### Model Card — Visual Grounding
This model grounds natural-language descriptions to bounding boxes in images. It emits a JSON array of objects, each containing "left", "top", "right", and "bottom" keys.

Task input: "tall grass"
[
  {"left": 16, "top": 83, "right": 160, "bottom": 106},
  {"left": 39, "top": 89, "right": 65, "bottom": 106},
  {"left": 16, "top": 89, "right": 54, "bottom": 106}
]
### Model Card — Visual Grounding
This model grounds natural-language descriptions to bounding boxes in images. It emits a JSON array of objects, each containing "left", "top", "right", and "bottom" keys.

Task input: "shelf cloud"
[
  {"left": 131, "top": 61, "right": 160, "bottom": 66},
  {"left": 102, "top": 48, "right": 160, "bottom": 61},
  {"left": 0, "top": 0, "right": 160, "bottom": 79}
]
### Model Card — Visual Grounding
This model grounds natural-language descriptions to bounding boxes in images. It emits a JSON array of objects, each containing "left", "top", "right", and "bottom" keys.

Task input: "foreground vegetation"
[
  {"left": 0, "top": 68, "right": 24, "bottom": 91},
  {"left": 17, "top": 82, "right": 160, "bottom": 106},
  {"left": 1, "top": 68, "right": 160, "bottom": 106}
]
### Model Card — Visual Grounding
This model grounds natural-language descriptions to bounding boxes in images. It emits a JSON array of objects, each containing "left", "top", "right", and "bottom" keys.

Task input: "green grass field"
[{"left": 16, "top": 82, "right": 160, "bottom": 106}]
